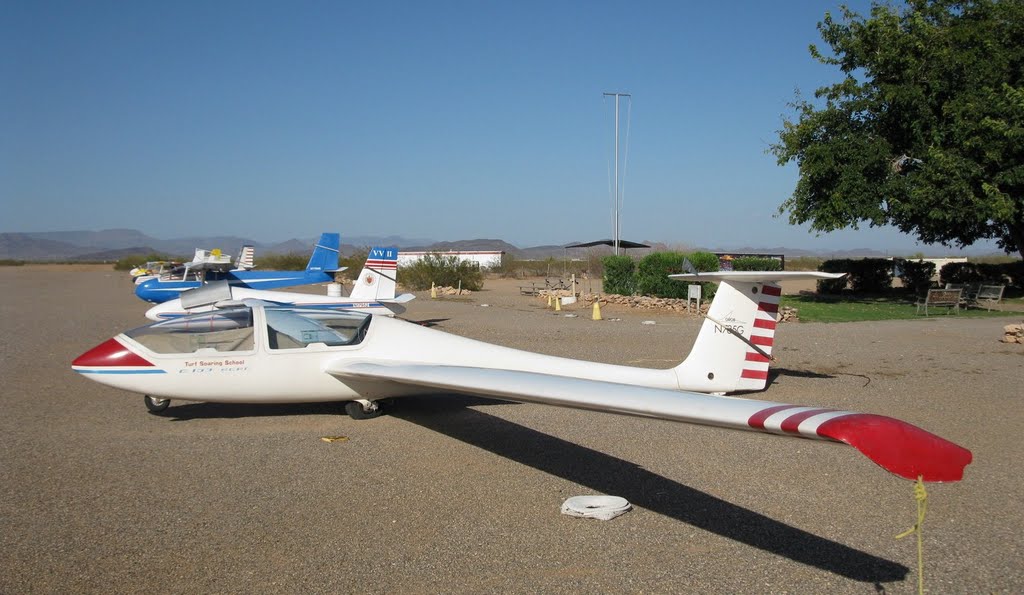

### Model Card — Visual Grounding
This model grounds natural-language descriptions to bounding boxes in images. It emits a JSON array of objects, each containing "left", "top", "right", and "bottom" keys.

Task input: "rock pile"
[
  {"left": 778, "top": 306, "right": 800, "bottom": 323},
  {"left": 434, "top": 286, "right": 472, "bottom": 296},
  {"left": 1001, "top": 323, "right": 1024, "bottom": 344},
  {"left": 582, "top": 293, "right": 708, "bottom": 314},
  {"left": 533, "top": 292, "right": 801, "bottom": 323}
]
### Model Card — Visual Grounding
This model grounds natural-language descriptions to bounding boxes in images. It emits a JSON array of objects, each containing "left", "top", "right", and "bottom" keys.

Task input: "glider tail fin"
[
  {"left": 236, "top": 245, "right": 255, "bottom": 270},
  {"left": 668, "top": 272, "right": 843, "bottom": 394},
  {"left": 350, "top": 247, "right": 399, "bottom": 301},
  {"left": 305, "top": 233, "right": 341, "bottom": 273},
  {"left": 672, "top": 277, "right": 779, "bottom": 393}
]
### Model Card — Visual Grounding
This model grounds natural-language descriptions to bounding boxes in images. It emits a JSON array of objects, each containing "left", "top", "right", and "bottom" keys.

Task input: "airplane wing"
[{"left": 326, "top": 362, "right": 971, "bottom": 482}]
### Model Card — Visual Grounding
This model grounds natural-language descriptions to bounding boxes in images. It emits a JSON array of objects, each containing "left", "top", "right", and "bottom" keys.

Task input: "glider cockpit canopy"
[{"left": 123, "top": 307, "right": 372, "bottom": 354}]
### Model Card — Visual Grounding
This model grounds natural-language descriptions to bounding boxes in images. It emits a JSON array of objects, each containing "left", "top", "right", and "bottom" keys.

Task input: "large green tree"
[{"left": 772, "top": 0, "right": 1024, "bottom": 258}]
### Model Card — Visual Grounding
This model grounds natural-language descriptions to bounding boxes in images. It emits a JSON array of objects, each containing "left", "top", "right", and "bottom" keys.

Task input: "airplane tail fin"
[
  {"left": 236, "top": 245, "right": 256, "bottom": 270},
  {"left": 669, "top": 271, "right": 845, "bottom": 394},
  {"left": 350, "top": 247, "right": 399, "bottom": 301},
  {"left": 305, "top": 233, "right": 341, "bottom": 273}
]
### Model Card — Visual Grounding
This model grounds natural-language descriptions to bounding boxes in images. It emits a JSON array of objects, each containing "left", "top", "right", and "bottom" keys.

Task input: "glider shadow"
[
  {"left": 393, "top": 394, "right": 907, "bottom": 585},
  {"left": 403, "top": 318, "right": 451, "bottom": 328},
  {"left": 770, "top": 367, "right": 836, "bottom": 380}
]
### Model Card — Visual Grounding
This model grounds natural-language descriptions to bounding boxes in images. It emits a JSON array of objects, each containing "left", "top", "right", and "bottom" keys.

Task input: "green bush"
[
  {"left": 0, "top": 259, "right": 26, "bottom": 266},
  {"left": 847, "top": 258, "right": 893, "bottom": 293},
  {"left": 602, "top": 255, "right": 636, "bottom": 295},
  {"left": 817, "top": 258, "right": 893, "bottom": 294},
  {"left": 602, "top": 251, "right": 722, "bottom": 299},
  {"left": 636, "top": 252, "right": 688, "bottom": 298},
  {"left": 685, "top": 251, "right": 721, "bottom": 301},
  {"left": 400, "top": 253, "right": 483, "bottom": 291},
  {"left": 895, "top": 259, "right": 936, "bottom": 295},
  {"left": 817, "top": 259, "right": 851, "bottom": 293},
  {"left": 490, "top": 253, "right": 523, "bottom": 278},
  {"left": 940, "top": 261, "right": 1022, "bottom": 288},
  {"left": 732, "top": 256, "right": 783, "bottom": 271}
]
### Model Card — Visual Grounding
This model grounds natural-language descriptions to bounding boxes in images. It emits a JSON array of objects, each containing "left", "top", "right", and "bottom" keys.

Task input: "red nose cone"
[{"left": 73, "top": 338, "right": 154, "bottom": 368}]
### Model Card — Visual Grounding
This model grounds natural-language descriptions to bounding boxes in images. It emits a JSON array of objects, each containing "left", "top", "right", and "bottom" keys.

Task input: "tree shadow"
[{"left": 392, "top": 395, "right": 907, "bottom": 585}]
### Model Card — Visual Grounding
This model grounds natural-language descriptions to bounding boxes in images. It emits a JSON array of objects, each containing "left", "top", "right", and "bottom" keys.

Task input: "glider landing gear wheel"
[
  {"left": 345, "top": 400, "right": 383, "bottom": 420},
  {"left": 144, "top": 395, "right": 170, "bottom": 414}
]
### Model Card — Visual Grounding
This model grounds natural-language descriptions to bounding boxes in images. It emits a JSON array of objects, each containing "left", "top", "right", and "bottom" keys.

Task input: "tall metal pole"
[
  {"left": 613, "top": 95, "right": 619, "bottom": 255},
  {"left": 604, "top": 92, "right": 630, "bottom": 256}
]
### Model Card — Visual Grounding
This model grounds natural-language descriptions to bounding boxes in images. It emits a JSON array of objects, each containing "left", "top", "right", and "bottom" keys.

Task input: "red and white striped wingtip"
[
  {"left": 816, "top": 414, "right": 973, "bottom": 482},
  {"left": 747, "top": 405, "right": 972, "bottom": 482}
]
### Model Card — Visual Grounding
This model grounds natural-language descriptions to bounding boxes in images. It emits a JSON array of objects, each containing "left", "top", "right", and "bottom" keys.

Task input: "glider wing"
[{"left": 327, "top": 362, "right": 971, "bottom": 482}]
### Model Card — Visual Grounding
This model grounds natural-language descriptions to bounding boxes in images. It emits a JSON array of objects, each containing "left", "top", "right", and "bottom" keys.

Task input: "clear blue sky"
[{"left": 0, "top": 0, "right": 998, "bottom": 254}]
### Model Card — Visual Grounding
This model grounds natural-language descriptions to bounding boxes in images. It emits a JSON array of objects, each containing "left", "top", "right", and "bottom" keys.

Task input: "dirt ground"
[{"left": 1, "top": 266, "right": 1022, "bottom": 593}]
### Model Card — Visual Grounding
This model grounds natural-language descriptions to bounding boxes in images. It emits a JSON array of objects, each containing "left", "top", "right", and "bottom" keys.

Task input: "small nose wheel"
[
  {"left": 144, "top": 395, "right": 171, "bottom": 414},
  {"left": 345, "top": 400, "right": 383, "bottom": 420}
]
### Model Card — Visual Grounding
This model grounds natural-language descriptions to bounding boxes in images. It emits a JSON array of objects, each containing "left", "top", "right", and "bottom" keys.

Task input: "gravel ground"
[{"left": 1, "top": 266, "right": 1021, "bottom": 594}]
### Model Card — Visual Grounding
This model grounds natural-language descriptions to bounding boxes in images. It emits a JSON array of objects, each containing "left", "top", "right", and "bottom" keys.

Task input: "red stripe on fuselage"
[
  {"left": 753, "top": 318, "right": 777, "bottom": 330},
  {"left": 745, "top": 352, "right": 770, "bottom": 363},
  {"left": 761, "top": 285, "right": 782, "bottom": 296},
  {"left": 758, "top": 302, "right": 779, "bottom": 313},
  {"left": 741, "top": 369, "right": 769, "bottom": 380}
]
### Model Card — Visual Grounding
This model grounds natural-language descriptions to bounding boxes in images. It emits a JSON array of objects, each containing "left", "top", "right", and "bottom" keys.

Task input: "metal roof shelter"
[{"left": 564, "top": 239, "right": 650, "bottom": 250}]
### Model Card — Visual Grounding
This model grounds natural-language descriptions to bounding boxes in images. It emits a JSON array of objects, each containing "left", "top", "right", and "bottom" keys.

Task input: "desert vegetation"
[{"left": 400, "top": 253, "right": 484, "bottom": 291}]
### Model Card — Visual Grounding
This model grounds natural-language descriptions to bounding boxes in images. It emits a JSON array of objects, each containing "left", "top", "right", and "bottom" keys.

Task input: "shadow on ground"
[{"left": 392, "top": 394, "right": 907, "bottom": 586}]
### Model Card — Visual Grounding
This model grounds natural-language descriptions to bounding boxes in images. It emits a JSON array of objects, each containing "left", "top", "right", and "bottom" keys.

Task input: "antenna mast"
[{"left": 603, "top": 92, "right": 631, "bottom": 255}]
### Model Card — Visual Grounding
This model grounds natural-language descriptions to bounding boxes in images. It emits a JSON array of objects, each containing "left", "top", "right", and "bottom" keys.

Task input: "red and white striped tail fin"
[
  {"left": 735, "top": 282, "right": 780, "bottom": 391},
  {"left": 236, "top": 245, "right": 256, "bottom": 270},
  {"left": 669, "top": 271, "right": 844, "bottom": 394}
]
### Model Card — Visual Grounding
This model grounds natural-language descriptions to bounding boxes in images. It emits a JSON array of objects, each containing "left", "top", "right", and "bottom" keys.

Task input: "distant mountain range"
[{"left": 0, "top": 228, "right": 963, "bottom": 262}]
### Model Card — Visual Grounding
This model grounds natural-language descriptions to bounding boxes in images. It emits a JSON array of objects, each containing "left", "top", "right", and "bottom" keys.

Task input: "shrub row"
[
  {"left": 939, "top": 261, "right": 1024, "bottom": 288},
  {"left": 732, "top": 256, "right": 783, "bottom": 271},
  {"left": 602, "top": 251, "right": 719, "bottom": 299},
  {"left": 400, "top": 253, "right": 483, "bottom": 291},
  {"left": 817, "top": 258, "right": 1024, "bottom": 294}
]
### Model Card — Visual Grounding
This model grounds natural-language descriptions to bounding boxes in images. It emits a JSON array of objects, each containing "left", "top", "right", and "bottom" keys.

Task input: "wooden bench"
[
  {"left": 519, "top": 282, "right": 541, "bottom": 296},
  {"left": 917, "top": 288, "right": 962, "bottom": 316},
  {"left": 974, "top": 285, "right": 1005, "bottom": 310}
]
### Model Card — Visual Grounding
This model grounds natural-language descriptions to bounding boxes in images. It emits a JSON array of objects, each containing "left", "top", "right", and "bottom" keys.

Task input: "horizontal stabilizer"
[
  {"left": 327, "top": 362, "right": 971, "bottom": 482},
  {"left": 670, "top": 271, "right": 847, "bottom": 282}
]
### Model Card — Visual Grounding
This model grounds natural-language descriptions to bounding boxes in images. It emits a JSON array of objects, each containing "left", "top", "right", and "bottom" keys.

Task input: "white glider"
[
  {"left": 144, "top": 247, "right": 414, "bottom": 320},
  {"left": 73, "top": 271, "right": 971, "bottom": 483}
]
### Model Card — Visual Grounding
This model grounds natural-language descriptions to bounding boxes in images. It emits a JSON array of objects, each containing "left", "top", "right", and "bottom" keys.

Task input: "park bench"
[
  {"left": 917, "top": 288, "right": 962, "bottom": 316},
  {"left": 974, "top": 285, "right": 1005, "bottom": 310},
  {"left": 519, "top": 282, "right": 541, "bottom": 296},
  {"left": 945, "top": 282, "right": 982, "bottom": 306}
]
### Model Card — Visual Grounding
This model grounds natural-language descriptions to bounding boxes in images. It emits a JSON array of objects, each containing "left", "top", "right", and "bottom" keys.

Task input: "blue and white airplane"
[
  {"left": 134, "top": 233, "right": 342, "bottom": 304},
  {"left": 144, "top": 247, "right": 415, "bottom": 319}
]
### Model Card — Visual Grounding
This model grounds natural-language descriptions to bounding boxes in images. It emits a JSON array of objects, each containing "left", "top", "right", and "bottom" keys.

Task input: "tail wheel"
[
  {"left": 345, "top": 400, "right": 383, "bottom": 420},
  {"left": 144, "top": 395, "right": 171, "bottom": 414}
]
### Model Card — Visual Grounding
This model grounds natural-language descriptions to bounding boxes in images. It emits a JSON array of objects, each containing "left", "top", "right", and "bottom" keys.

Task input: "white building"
[{"left": 398, "top": 250, "right": 504, "bottom": 269}]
